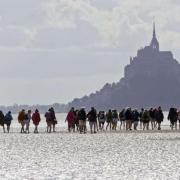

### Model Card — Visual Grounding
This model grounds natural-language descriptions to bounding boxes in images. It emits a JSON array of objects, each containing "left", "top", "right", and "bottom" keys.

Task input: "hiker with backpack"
[
  {"left": 142, "top": 110, "right": 150, "bottom": 130},
  {"left": 45, "top": 109, "right": 53, "bottom": 133},
  {"left": 78, "top": 107, "right": 87, "bottom": 134},
  {"left": 112, "top": 110, "right": 119, "bottom": 131},
  {"left": 98, "top": 111, "right": 106, "bottom": 131},
  {"left": 32, "top": 109, "right": 41, "bottom": 133},
  {"left": 132, "top": 109, "right": 139, "bottom": 130},
  {"left": 139, "top": 108, "right": 144, "bottom": 129},
  {"left": 119, "top": 109, "right": 126, "bottom": 130},
  {"left": 125, "top": 108, "right": 133, "bottom": 130},
  {"left": 18, "top": 109, "right": 25, "bottom": 133},
  {"left": 155, "top": 106, "right": 164, "bottom": 130},
  {"left": 87, "top": 107, "right": 97, "bottom": 134},
  {"left": 106, "top": 109, "right": 113, "bottom": 131},
  {"left": 0, "top": 111, "right": 5, "bottom": 133},
  {"left": 168, "top": 108, "right": 178, "bottom": 130},
  {"left": 4, "top": 111, "right": 13, "bottom": 133},
  {"left": 49, "top": 107, "right": 57, "bottom": 132},
  {"left": 149, "top": 108, "right": 156, "bottom": 130}
]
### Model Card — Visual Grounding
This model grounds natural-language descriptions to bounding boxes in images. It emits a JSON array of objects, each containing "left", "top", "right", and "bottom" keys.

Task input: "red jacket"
[
  {"left": 66, "top": 111, "right": 75, "bottom": 126},
  {"left": 32, "top": 112, "right": 41, "bottom": 125}
]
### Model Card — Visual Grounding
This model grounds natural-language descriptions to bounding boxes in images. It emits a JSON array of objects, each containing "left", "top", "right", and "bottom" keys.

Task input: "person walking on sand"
[
  {"left": 49, "top": 107, "right": 57, "bottom": 132},
  {"left": 98, "top": 111, "right": 106, "bottom": 131},
  {"left": 4, "top": 111, "right": 13, "bottom": 133},
  {"left": 125, "top": 108, "right": 132, "bottom": 130},
  {"left": 106, "top": 109, "right": 113, "bottom": 131},
  {"left": 24, "top": 110, "right": 31, "bottom": 133},
  {"left": 132, "top": 109, "right": 139, "bottom": 130},
  {"left": 0, "top": 111, "right": 5, "bottom": 133},
  {"left": 65, "top": 107, "right": 76, "bottom": 132},
  {"left": 112, "top": 110, "right": 119, "bottom": 131},
  {"left": 87, "top": 107, "right": 97, "bottom": 134},
  {"left": 45, "top": 109, "right": 53, "bottom": 133},
  {"left": 119, "top": 109, "right": 126, "bottom": 130},
  {"left": 149, "top": 108, "right": 156, "bottom": 130},
  {"left": 78, "top": 107, "right": 87, "bottom": 134},
  {"left": 139, "top": 108, "right": 144, "bottom": 129},
  {"left": 168, "top": 108, "right": 178, "bottom": 130},
  {"left": 74, "top": 110, "right": 79, "bottom": 131},
  {"left": 155, "top": 106, "right": 164, "bottom": 130},
  {"left": 142, "top": 110, "right": 150, "bottom": 130},
  {"left": 32, "top": 109, "right": 41, "bottom": 133},
  {"left": 18, "top": 109, "right": 25, "bottom": 133}
]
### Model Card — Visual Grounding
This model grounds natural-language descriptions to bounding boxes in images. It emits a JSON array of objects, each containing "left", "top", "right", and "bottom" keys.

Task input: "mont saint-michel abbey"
[{"left": 69, "top": 24, "right": 180, "bottom": 109}]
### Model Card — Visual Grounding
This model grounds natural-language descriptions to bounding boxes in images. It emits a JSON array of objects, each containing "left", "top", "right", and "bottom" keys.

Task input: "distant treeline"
[{"left": 0, "top": 103, "right": 68, "bottom": 114}]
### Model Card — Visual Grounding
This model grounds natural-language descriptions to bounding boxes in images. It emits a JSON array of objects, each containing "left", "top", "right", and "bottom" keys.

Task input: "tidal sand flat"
[{"left": 0, "top": 130, "right": 180, "bottom": 180}]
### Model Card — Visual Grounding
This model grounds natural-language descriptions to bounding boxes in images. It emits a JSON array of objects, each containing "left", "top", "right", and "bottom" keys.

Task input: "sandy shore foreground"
[{"left": 0, "top": 129, "right": 180, "bottom": 180}]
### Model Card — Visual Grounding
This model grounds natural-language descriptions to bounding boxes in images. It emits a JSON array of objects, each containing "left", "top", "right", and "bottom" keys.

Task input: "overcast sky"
[{"left": 0, "top": 0, "right": 180, "bottom": 105}]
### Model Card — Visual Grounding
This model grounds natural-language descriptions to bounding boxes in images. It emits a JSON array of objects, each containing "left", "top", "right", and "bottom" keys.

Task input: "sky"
[{"left": 0, "top": 0, "right": 180, "bottom": 105}]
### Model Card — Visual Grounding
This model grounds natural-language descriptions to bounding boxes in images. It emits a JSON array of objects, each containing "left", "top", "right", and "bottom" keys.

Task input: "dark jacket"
[
  {"left": 132, "top": 111, "right": 139, "bottom": 122},
  {"left": 78, "top": 109, "right": 86, "bottom": 121},
  {"left": 125, "top": 109, "right": 132, "bottom": 120},
  {"left": 87, "top": 109, "right": 97, "bottom": 122},
  {"left": 4, "top": 112, "right": 13, "bottom": 124},
  {"left": 0, "top": 111, "right": 4, "bottom": 126},
  {"left": 155, "top": 110, "right": 164, "bottom": 123},
  {"left": 168, "top": 108, "right": 178, "bottom": 122}
]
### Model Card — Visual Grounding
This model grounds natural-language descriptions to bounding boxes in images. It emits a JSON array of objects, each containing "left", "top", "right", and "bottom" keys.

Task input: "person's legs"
[
  {"left": 106, "top": 122, "right": 109, "bottom": 130},
  {"left": 90, "top": 122, "right": 93, "bottom": 133},
  {"left": 175, "top": 121, "right": 177, "bottom": 130},
  {"left": 151, "top": 120, "right": 153, "bottom": 130},
  {"left": 143, "top": 122, "right": 145, "bottom": 130},
  {"left": 126, "top": 120, "right": 129, "bottom": 130},
  {"left": 34, "top": 125, "right": 37, "bottom": 133},
  {"left": 72, "top": 124, "right": 75, "bottom": 132},
  {"left": 129, "top": 121, "right": 132, "bottom": 130},
  {"left": 134, "top": 121, "right": 138, "bottom": 130},
  {"left": 46, "top": 122, "right": 49, "bottom": 132},
  {"left": 123, "top": 121, "right": 125, "bottom": 130},
  {"left": 3, "top": 125, "right": 5, "bottom": 133},
  {"left": 147, "top": 122, "right": 149, "bottom": 130},
  {"left": 7, "top": 125, "right": 10, "bottom": 133},
  {"left": 68, "top": 124, "right": 71, "bottom": 132},
  {"left": 79, "top": 120, "right": 83, "bottom": 133},
  {"left": 94, "top": 122, "right": 96, "bottom": 133},
  {"left": 102, "top": 122, "right": 104, "bottom": 130},
  {"left": 158, "top": 122, "right": 161, "bottom": 130},
  {"left": 21, "top": 122, "right": 25, "bottom": 133},
  {"left": 140, "top": 121, "right": 142, "bottom": 129},
  {"left": 83, "top": 121, "right": 86, "bottom": 133},
  {"left": 114, "top": 121, "right": 117, "bottom": 131},
  {"left": 120, "top": 121, "right": 122, "bottom": 130},
  {"left": 53, "top": 124, "right": 55, "bottom": 132}
]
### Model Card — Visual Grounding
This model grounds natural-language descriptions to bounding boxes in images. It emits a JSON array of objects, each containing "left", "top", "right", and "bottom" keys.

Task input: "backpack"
[
  {"left": 100, "top": 113, "right": 105, "bottom": 119},
  {"left": 24, "top": 114, "right": 29, "bottom": 120}
]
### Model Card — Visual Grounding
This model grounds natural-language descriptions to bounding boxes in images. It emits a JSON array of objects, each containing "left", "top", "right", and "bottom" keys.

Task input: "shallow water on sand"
[{"left": 0, "top": 130, "right": 180, "bottom": 179}]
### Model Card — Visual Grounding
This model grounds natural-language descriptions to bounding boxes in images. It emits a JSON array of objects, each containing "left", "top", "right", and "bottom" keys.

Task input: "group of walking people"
[
  {"left": 1, "top": 106, "right": 180, "bottom": 133},
  {"left": 0, "top": 107, "right": 57, "bottom": 133},
  {"left": 66, "top": 106, "right": 180, "bottom": 133}
]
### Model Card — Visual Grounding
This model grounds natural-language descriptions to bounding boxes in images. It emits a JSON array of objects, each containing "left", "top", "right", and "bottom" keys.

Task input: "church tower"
[{"left": 150, "top": 22, "right": 159, "bottom": 51}]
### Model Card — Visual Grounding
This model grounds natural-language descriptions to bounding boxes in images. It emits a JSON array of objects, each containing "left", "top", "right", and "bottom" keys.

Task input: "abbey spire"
[{"left": 150, "top": 22, "right": 159, "bottom": 51}]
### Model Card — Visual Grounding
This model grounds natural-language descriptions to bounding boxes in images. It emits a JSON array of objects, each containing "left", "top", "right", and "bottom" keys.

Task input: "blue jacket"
[{"left": 4, "top": 112, "right": 13, "bottom": 124}]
